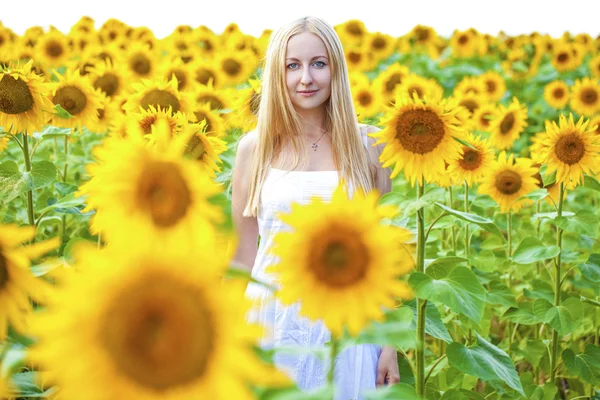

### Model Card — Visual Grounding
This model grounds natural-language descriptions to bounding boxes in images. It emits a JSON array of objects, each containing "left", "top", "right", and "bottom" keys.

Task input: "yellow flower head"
[{"left": 488, "top": 97, "right": 528, "bottom": 150}]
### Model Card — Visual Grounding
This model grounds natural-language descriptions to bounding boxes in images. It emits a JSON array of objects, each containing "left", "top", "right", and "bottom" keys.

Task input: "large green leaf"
[
  {"left": 584, "top": 175, "right": 600, "bottom": 193},
  {"left": 364, "top": 383, "right": 420, "bottom": 399},
  {"left": 554, "top": 210, "right": 599, "bottom": 236},
  {"left": 343, "top": 307, "right": 416, "bottom": 349},
  {"left": 38, "top": 192, "right": 87, "bottom": 215},
  {"left": 580, "top": 253, "right": 600, "bottom": 283},
  {"left": 409, "top": 265, "right": 485, "bottom": 324},
  {"left": 485, "top": 281, "right": 517, "bottom": 308},
  {"left": 502, "top": 302, "right": 542, "bottom": 325},
  {"left": 434, "top": 203, "right": 505, "bottom": 239},
  {"left": 512, "top": 237, "right": 560, "bottom": 265},
  {"left": 405, "top": 299, "right": 453, "bottom": 343},
  {"left": 446, "top": 332, "right": 525, "bottom": 396},
  {"left": 525, "top": 383, "right": 558, "bottom": 400},
  {"left": 562, "top": 344, "right": 600, "bottom": 386},
  {"left": 26, "top": 161, "right": 57, "bottom": 190},
  {"left": 0, "top": 160, "right": 25, "bottom": 202},
  {"left": 440, "top": 389, "right": 485, "bottom": 400},
  {"left": 532, "top": 298, "right": 583, "bottom": 336}
]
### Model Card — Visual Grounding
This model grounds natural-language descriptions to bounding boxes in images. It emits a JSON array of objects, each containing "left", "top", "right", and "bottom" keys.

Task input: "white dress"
[{"left": 245, "top": 133, "right": 381, "bottom": 399}]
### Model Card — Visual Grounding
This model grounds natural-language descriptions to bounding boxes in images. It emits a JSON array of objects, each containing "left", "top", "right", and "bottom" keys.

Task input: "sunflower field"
[{"left": 0, "top": 16, "right": 600, "bottom": 400}]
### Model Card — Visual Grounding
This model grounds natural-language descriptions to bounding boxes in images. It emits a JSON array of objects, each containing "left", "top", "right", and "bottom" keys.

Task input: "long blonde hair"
[{"left": 243, "top": 16, "right": 374, "bottom": 217}]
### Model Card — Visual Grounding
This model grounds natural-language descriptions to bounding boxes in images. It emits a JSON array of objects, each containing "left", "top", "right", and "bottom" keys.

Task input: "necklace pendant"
[{"left": 312, "top": 143, "right": 318, "bottom": 151}]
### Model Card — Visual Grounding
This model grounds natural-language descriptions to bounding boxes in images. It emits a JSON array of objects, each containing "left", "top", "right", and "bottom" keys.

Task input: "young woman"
[{"left": 231, "top": 16, "right": 398, "bottom": 397}]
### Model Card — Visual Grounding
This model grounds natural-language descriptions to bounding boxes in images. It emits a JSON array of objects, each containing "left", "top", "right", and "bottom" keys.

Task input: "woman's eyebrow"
[{"left": 285, "top": 56, "right": 329, "bottom": 61}]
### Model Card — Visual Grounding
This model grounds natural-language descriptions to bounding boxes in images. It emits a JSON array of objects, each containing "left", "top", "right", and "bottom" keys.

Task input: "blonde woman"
[{"left": 231, "top": 16, "right": 397, "bottom": 397}]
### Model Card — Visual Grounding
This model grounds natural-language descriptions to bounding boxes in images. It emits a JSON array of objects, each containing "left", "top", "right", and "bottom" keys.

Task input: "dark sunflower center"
[
  {"left": 495, "top": 170, "right": 522, "bottom": 195},
  {"left": 194, "top": 111, "right": 212, "bottom": 132},
  {"left": 98, "top": 108, "right": 105, "bottom": 120},
  {"left": 94, "top": 73, "right": 119, "bottom": 97},
  {"left": 479, "top": 112, "right": 492, "bottom": 128},
  {"left": 195, "top": 68, "right": 216, "bottom": 86},
  {"left": 140, "top": 89, "right": 180, "bottom": 113},
  {"left": 459, "top": 148, "right": 482, "bottom": 170},
  {"left": 102, "top": 273, "right": 214, "bottom": 390},
  {"left": 140, "top": 115, "right": 157, "bottom": 135},
  {"left": 407, "top": 86, "right": 424, "bottom": 99},
  {"left": 130, "top": 53, "right": 151, "bottom": 76},
  {"left": 580, "top": 88, "right": 598, "bottom": 105},
  {"left": 0, "top": 74, "right": 34, "bottom": 114},
  {"left": 348, "top": 52, "right": 361, "bottom": 64},
  {"left": 222, "top": 59, "right": 241, "bottom": 77},
  {"left": 311, "top": 232, "right": 369, "bottom": 288},
  {"left": 196, "top": 94, "right": 223, "bottom": 110},
  {"left": 46, "top": 40, "right": 64, "bottom": 58},
  {"left": 358, "top": 91, "right": 372, "bottom": 106},
  {"left": 415, "top": 28, "right": 430, "bottom": 42},
  {"left": 0, "top": 249, "right": 8, "bottom": 290},
  {"left": 500, "top": 112, "right": 515, "bottom": 135},
  {"left": 458, "top": 34, "right": 469, "bottom": 45},
  {"left": 53, "top": 86, "right": 87, "bottom": 115},
  {"left": 372, "top": 37, "right": 386, "bottom": 50},
  {"left": 552, "top": 87, "right": 565, "bottom": 99},
  {"left": 460, "top": 99, "right": 479, "bottom": 113},
  {"left": 136, "top": 161, "right": 191, "bottom": 227},
  {"left": 185, "top": 135, "right": 206, "bottom": 160},
  {"left": 385, "top": 74, "right": 403, "bottom": 93},
  {"left": 395, "top": 109, "right": 445, "bottom": 155},
  {"left": 557, "top": 53, "right": 569, "bottom": 63},
  {"left": 346, "top": 23, "right": 363, "bottom": 36},
  {"left": 485, "top": 80, "right": 496, "bottom": 93},
  {"left": 554, "top": 132, "right": 585, "bottom": 165},
  {"left": 199, "top": 40, "right": 213, "bottom": 51},
  {"left": 169, "top": 69, "right": 188, "bottom": 91}
]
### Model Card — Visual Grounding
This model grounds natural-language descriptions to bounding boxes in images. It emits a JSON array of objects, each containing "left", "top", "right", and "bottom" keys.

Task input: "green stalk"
[
  {"left": 464, "top": 181, "right": 470, "bottom": 263},
  {"left": 448, "top": 187, "right": 457, "bottom": 254},
  {"left": 416, "top": 180, "right": 426, "bottom": 397},
  {"left": 22, "top": 133, "right": 35, "bottom": 227},
  {"left": 328, "top": 335, "right": 339, "bottom": 398},
  {"left": 506, "top": 212, "right": 512, "bottom": 259},
  {"left": 550, "top": 183, "right": 565, "bottom": 383}
]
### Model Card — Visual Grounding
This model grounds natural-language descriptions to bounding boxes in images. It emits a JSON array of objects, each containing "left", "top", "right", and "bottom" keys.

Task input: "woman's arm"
[
  {"left": 364, "top": 125, "right": 392, "bottom": 196},
  {"left": 231, "top": 131, "right": 259, "bottom": 273}
]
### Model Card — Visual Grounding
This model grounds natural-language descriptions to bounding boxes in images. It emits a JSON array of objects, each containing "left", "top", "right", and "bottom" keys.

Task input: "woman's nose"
[{"left": 300, "top": 66, "right": 313, "bottom": 85}]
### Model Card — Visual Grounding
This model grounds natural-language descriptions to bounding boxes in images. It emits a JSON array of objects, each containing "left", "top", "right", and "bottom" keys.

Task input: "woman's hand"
[{"left": 376, "top": 345, "right": 400, "bottom": 386}]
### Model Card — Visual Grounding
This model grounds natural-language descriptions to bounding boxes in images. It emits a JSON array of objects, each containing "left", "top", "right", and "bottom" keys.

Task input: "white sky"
[{"left": 2, "top": 0, "right": 599, "bottom": 39}]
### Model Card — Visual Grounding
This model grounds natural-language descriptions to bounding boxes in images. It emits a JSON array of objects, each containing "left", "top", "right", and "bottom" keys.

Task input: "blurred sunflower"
[
  {"left": 409, "top": 25, "right": 438, "bottom": 49},
  {"left": 365, "top": 31, "right": 395, "bottom": 61},
  {"left": 85, "top": 92, "right": 115, "bottom": 134},
  {"left": 181, "top": 123, "right": 228, "bottom": 177},
  {"left": 124, "top": 76, "right": 191, "bottom": 115},
  {"left": 35, "top": 29, "right": 70, "bottom": 70},
  {"left": 488, "top": 97, "right": 528, "bottom": 150},
  {"left": 127, "top": 105, "right": 187, "bottom": 139},
  {"left": 230, "top": 78, "right": 261, "bottom": 131},
  {"left": 570, "top": 77, "right": 600, "bottom": 117},
  {"left": 344, "top": 44, "right": 376, "bottom": 73},
  {"left": 0, "top": 224, "right": 59, "bottom": 340},
  {"left": 30, "top": 240, "right": 288, "bottom": 400},
  {"left": 543, "top": 80, "right": 570, "bottom": 109},
  {"left": 0, "top": 136, "right": 9, "bottom": 152},
  {"left": 397, "top": 74, "right": 444, "bottom": 102},
  {"left": 551, "top": 42, "right": 580, "bottom": 72},
  {"left": 447, "top": 133, "right": 495, "bottom": 186},
  {"left": 214, "top": 49, "right": 256, "bottom": 87},
  {"left": 191, "top": 61, "right": 220, "bottom": 87},
  {"left": 449, "top": 30, "right": 485, "bottom": 58},
  {"left": 269, "top": 184, "right": 414, "bottom": 336},
  {"left": 472, "top": 103, "right": 497, "bottom": 132},
  {"left": 478, "top": 151, "right": 539, "bottom": 213},
  {"left": 158, "top": 57, "right": 195, "bottom": 93},
  {"left": 87, "top": 59, "right": 130, "bottom": 98},
  {"left": 588, "top": 114, "right": 600, "bottom": 135},
  {"left": 454, "top": 75, "right": 487, "bottom": 97},
  {"left": 478, "top": 71, "right": 506, "bottom": 102},
  {"left": 98, "top": 18, "right": 129, "bottom": 46},
  {"left": 123, "top": 42, "right": 156, "bottom": 81},
  {"left": 77, "top": 123, "right": 222, "bottom": 245},
  {"left": 49, "top": 67, "right": 103, "bottom": 130},
  {"left": 539, "top": 113, "right": 600, "bottom": 189},
  {"left": 191, "top": 102, "right": 226, "bottom": 137},
  {"left": 0, "top": 60, "right": 53, "bottom": 134},
  {"left": 589, "top": 54, "right": 600, "bottom": 78},
  {"left": 348, "top": 71, "right": 370, "bottom": 88},
  {"left": 194, "top": 81, "right": 232, "bottom": 111},
  {"left": 335, "top": 19, "right": 368, "bottom": 46},
  {"left": 370, "top": 93, "right": 466, "bottom": 185},
  {"left": 372, "top": 63, "right": 411, "bottom": 106},
  {"left": 455, "top": 91, "right": 487, "bottom": 119},
  {"left": 352, "top": 79, "right": 382, "bottom": 121},
  {"left": 193, "top": 30, "right": 219, "bottom": 58}
]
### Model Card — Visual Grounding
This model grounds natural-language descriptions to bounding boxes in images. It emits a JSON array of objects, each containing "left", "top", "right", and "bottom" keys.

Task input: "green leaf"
[
  {"left": 446, "top": 332, "right": 525, "bottom": 396},
  {"left": 518, "top": 188, "right": 548, "bottom": 201},
  {"left": 344, "top": 307, "right": 416, "bottom": 349},
  {"left": 38, "top": 192, "right": 86, "bottom": 215},
  {"left": 364, "top": 383, "right": 420, "bottom": 400},
  {"left": 526, "top": 383, "right": 558, "bottom": 400},
  {"left": 26, "top": 161, "right": 57, "bottom": 190},
  {"left": 539, "top": 164, "right": 556, "bottom": 187},
  {"left": 562, "top": 344, "right": 600, "bottom": 385},
  {"left": 554, "top": 210, "right": 599, "bottom": 236},
  {"left": 452, "top": 136, "right": 478, "bottom": 150},
  {"left": 425, "top": 256, "right": 467, "bottom": 271},
  {"left": 580, "top": 254, "right": 600, "bottom": 282},
  {"left": 257, "top": 384, "right": 334, "bottom": 400},
  {"left": 584, "top": 175, "right": 600, "bottom": 193},
  {"left": 409, "top": 265, "right": 485, "bottom": 324},
  {"left": 0, "top": 343, "right": 27, "bottom": 377},
  {"left": 434, "top": 203, "right": 505, "bottom": 240},
  {"left": 486, "top": 281, "right": 517, "bottom": 308},
  {"left": 440, "top": 388, "right": 486, "bottom": 400},
  {"left": 470, "top": 250, "right": 498, "bottom": 272},
  {"left": 533, "top": 298, "right": 581, "bottom": 336},
  {"left": 32, "top": 125, "right": 71, "bottom": 140},
  {"left": 403, "top": 188, "right": 445, "bottom": 217},
  {"left": 0, "top": 160, "right": 25, "bottom": 202},
  {"left": 502, "top": 302, "right": 542, "bottom": 325},
  {"left": 512, "top": 237, "right": 560, "bottom": 265},
  {"left": 9, "top": 371, "right": 56, "bottom": 398},
  {"left": 405, "top": 299, "right": 453, "bottom": 343},
  {"left": 53, "top": 103, "right": 73, "bottom": 119}
]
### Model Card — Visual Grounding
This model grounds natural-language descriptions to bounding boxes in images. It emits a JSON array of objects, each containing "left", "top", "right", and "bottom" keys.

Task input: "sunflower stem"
[
  {"left": 448, "top": 187, "right": 457, "bottom": 254},
  {"left": 328, "top": 335, "right": 339, "bottom": 397},
  {"left": 550, "top": 182, "right": 565, "bottom": 384},
  {"left": 506, "top": 212, "right": 512, "bottom": 259},
  {"left": 416, "top": 179, "right": 426, "bottom": 398},
  {"left": 22, "top": 133, "right": 35, "bottom": 229},
  {"left": 63, "top": 134, "right": 69, "bottom": 182},
  {"left": 463, "top": 181, "right": 470, "bottom": 264}
]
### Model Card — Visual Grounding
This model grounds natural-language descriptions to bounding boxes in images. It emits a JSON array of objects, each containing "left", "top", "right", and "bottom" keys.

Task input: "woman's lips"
[{"left": 298, "top": 90, "right": 318, "bottom": 96}]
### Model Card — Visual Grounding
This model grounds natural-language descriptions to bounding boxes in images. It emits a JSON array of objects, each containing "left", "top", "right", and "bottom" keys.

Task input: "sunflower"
[
  {"left": 180, "top": 123, "right": 228, "bottom": 177},
  {"left": 193, "top": 30, "right": 219, "bottom": 58},
  {"left": 589, "top": 54, "right": 600, "bottom": 78},
  {"left": 478, "top": 71, "right": 506, "bottom": 102},
  {"left": 123, "top": 41, "right": 156, "bottom": 81},
  {"left": 588, "top": 114, "right": 600, "bottom": 136},
  {"left": 478, "top": 151, "right": 540, "bottom": 213},
  {"left": 193, "top": 81, "right": 232, "bottom": 112},
  {"left": 268, "top": 183, "right": 414, "bottom": 336},
  {"left": 35, "top": 29, "right": 70, "bottom": 70},
  {"left": 124, "top": 76, "right": 191, "bottom": 115},
  {"left": 488, "top": 97, "right": 528, "bottom": 150},
  {"left": 87, "top": 59, "right": 130, "bottom": 98},
  {"left": 0, "top": 60, "right": 53, "bottom": 134},
  {"left": 49, "top": 67, "right": 103, "bottom": 130},
  {"left": 126, "top": 105, "right": 188, "bottom": 139},
  {"left": 365, "top": 32, "right": 395, "bottom": 61},
  {"left": 190, "top": 60, "right": 220, "bottom": 87},
  {"left": 551, "top": 42, "right": 580, "bottom": 72},
  {"left": 158, "top": 57, "right": 195, "bottom": 93},
  {"left": 229, "top": 79, "right": 261, "bottom": 131},
  {"left": 447, "top": 133, "right": 495, "bottom": 186},
  {"left": 0, "top": 136, "right": 9, "bottom": 152},
  {"left": 472, "top": 103, "right": 497, "bottom": 133},
  {"left": 0, "top": 224, "right": 59, "bottom": 340},
  {"left": 214, "top": 49, "right": 256, "bottom": 87},
  {"left": 372, "top": 63, "right": 411, "bottom": 106},
  {"left": 570, "top": 77, "right": 600, "bottom": 117},
  {"left": 538, "top": 113, "right": 600, "bottom": 189},
  {"left": 397, "top": 74, "right": 444, "bottom": 103},
  {"left": 352, "top": 80, "right": 382, "bottom": 121},
  {"left": 191, "top": 102, "right": 226, "bottom": 137},
  {"left": 85, "top": 92, "right": 116, "bottom": 134},
  {"left": 409, "top": 25, "right": 438, "bottom": 48},
  {"left": 29, "top": 240, "right": 288, "bottom": 400},
  {"left": 344, "top": 44, "right": 376, "bottom": 73},
  {"left": 348, "top": 71, "right": 370, "bottom": 88},
  {"left": 370, "top": 93, "right": 466, "bottom": 185},
  {"left": 450, "top": 30, "right": 484, "bottom": 58},
  {"left": 543, "top": 80, "right": 570, "bottom": 109},
  {"left": 98, "top": 18, "right": 129, "bottom": 46},
  {"left": 455, "top": 91, "right": 487, "bottom": 120},
  {"left": 335, "top": 19, "right": 368, "bottom": 46},
  {"left": 454, "top": 76, "right": 487, "bottom": 97},
  {"left": 77, "top": 125, "right": 223, "bottom": 245}
]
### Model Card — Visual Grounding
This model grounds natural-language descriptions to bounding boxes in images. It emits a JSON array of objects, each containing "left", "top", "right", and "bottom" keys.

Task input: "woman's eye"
[
  {"left": 287, "top": 63, "right": 298, "bottom": 69},
  {"left": 314, "top": 61, "right": 326, "bottom": 67}
]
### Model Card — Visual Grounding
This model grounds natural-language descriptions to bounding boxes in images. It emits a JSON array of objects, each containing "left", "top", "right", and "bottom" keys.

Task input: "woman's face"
[{"left": 285, "top": 32, "right": 332, "bottom": 113}]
